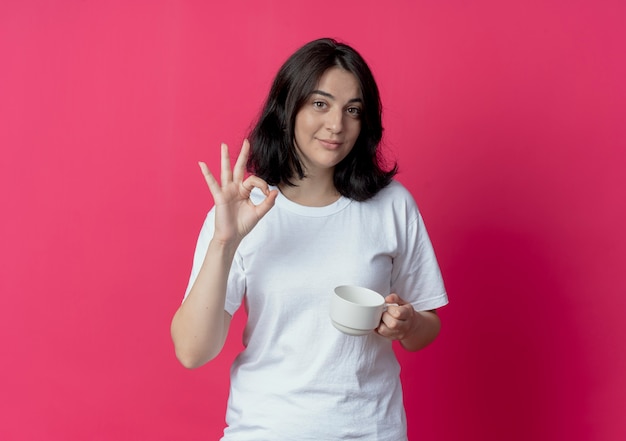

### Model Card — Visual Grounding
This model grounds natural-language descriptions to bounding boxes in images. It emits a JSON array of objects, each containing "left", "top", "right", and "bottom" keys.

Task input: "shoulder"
[
  {"left": 358, "top": 180, "right": 421, "bottom": 225},
  {"left": 369, "top": 180, "right": 418, "bottom": 207},
  {"left": 377, "top": 180, "right": 413, "bottom": 197}
]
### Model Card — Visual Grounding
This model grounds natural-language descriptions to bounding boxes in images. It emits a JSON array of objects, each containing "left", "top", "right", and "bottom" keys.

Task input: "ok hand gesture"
[{"left": 199, "top": 140, "right": 278, "bottom": 245}]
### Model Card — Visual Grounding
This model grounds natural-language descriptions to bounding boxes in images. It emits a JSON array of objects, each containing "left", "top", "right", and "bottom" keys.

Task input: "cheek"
[
  {"left": 294, "top": 112, "right": 312, "bottom": 140},
  {"left": 347, "top": 121, "right": 362, "bottom": 142}
]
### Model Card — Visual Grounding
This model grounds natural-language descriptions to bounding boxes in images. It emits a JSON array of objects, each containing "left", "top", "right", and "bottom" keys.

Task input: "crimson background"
[{"left": 1, "top": 1, "right": 625, "bottom": 440}]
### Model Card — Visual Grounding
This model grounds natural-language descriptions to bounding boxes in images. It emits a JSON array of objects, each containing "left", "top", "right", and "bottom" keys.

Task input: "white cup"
[{"left": 330, "top": 285, "right": 389, "bottom": 336}]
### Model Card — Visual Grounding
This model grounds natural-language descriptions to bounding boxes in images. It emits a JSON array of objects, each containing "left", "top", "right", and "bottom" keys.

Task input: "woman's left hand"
[
  {"left": 376, "top": 293, "right": 419, "bottom": 341},
  {"left": 376, "top": 293, "right": 441, "bottom": 352}
]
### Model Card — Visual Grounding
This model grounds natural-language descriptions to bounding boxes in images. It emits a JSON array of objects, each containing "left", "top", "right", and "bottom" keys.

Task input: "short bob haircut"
[{"left": 247, "top": 38, "right": 397, "bottom": 202}]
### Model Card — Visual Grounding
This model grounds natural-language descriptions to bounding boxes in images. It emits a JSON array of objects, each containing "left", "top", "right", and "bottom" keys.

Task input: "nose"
[{"left": 325, "top": 107, "right": 343, "bottom": 134}]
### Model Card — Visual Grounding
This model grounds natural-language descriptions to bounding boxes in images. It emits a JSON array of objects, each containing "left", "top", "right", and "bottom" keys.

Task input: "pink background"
[{"left": 1, "top": 1, "right": 625, "bottom": 440}]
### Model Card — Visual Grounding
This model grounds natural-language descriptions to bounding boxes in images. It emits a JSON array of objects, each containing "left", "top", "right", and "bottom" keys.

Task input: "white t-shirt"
[{"left": 184, "top": 180, "right": 448, "bottom": 440}]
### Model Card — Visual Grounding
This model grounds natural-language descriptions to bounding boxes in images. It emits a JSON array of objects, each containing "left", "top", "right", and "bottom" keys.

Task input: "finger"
[
  {"left": 383, "top": 306, "right": 400, "bottom": 320},
  {"left": 380, "top": 315, "right": 406, "bottom": 339},
  {"left": 233, "top": 139, "right": 250, "bottom": 183},
  {"left": 240, "top": 175, "right": 273, "bottom": 196},
  {"left": 220, "top": 143, "right": 233, "bottom": 187},
  {"left": 392, "top": 305, "right": 413, "bottom": 321},
  {"left": 376, "top": 322, "right": 395, "bottom": 339},
  {"left": 254, "top": 189, "right": 278, "bottom": 218},
  {"left": 381, "top": 310, "right": 398, "bottom": 327},
  {"left": 386, "top": 302, "right": 413, "bottom": 321},
  {"left": 198, "top": 161, "right": 220, "bottom": 194}
]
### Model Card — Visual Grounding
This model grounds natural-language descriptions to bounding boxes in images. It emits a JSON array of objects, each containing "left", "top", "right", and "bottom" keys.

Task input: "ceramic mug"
[{"left": 330, "top": 285, "right": 392, "bottom": 336}]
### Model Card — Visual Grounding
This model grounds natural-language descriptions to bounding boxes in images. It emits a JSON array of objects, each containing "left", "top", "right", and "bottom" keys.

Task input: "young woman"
[{"left": 171, "top": 38, "right": 448, "bottom": 440}]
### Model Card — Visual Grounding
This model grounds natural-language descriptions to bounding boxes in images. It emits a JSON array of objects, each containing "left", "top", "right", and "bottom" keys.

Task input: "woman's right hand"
[{"left": 198, "top": 139, "right": 278, "bottom": 245}]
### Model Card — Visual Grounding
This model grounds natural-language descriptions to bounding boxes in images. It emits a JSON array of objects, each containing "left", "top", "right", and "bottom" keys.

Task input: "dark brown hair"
[{"left": 247, "top": 38, "right": 396, "bottom": 201}]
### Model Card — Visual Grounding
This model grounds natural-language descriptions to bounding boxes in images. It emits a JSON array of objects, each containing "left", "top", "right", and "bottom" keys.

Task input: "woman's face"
[{"left": 293, "top": 67, "right": 362, "bottom": 177}]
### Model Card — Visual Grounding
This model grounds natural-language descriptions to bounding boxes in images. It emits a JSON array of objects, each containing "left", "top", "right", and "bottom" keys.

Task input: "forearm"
[
  {"left": 170, "top": 238, "right": 238, "bottom": 368},
  {"left": 399, "top": 310, "right": 441, "bottom": 352}
]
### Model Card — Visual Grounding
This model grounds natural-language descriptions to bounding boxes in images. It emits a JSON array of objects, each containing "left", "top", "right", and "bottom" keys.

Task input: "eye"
[
  {"left": 313, "top": 100, "right": 327, "bottom": 109},
  {"left": 346, "top": 106, "right": 362, "bottom": 118}
]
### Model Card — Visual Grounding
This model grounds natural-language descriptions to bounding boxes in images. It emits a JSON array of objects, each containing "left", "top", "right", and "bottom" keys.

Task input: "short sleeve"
[{"left": 390, "top": 210, "right": 448, "bottom": 312}]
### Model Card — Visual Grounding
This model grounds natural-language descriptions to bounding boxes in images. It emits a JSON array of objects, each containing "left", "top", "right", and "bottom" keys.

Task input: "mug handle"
[{"left": 383, "top": 302, "right": 399, "bottom": 311}]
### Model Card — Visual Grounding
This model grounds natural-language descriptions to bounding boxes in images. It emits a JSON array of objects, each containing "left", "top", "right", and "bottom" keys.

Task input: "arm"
[
  {"left": 171, "top": 140, "right": 278, "bottom": 369},
  {"left": 170, "top": 239, "right": 237, "bottom": 369},
  {"left": 376, "top": 293, "right": 442, "bottom": 352}
]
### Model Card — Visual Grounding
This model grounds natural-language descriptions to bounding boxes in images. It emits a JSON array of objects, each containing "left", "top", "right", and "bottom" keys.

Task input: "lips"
[{"left": 317, "top": 138, "right": 343, "bottom": 149}]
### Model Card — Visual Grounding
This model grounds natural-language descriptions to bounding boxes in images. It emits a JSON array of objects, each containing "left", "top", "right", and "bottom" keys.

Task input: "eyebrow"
[{"left": 311, "top": 90, "right": 363, "bottom": 104}]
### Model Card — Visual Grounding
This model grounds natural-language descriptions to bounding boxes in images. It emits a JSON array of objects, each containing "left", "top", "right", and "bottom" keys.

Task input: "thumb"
[
  {"left": 385, "top": 293, "right": 406, "bottom": 305},
  {"left": 255, "top": 189, "right": 278, "bottom": 218}
]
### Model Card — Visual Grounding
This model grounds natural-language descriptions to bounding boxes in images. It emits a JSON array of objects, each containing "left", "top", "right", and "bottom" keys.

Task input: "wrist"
[{"left": 207, "top": 237, "right": 241, "bottom": 260}]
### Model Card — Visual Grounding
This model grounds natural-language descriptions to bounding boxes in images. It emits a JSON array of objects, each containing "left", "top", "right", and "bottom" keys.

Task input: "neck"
[{"left": 279, "top": 173, "right": 340, "bottom": 207}]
